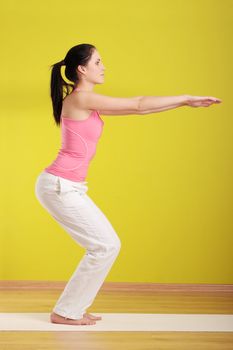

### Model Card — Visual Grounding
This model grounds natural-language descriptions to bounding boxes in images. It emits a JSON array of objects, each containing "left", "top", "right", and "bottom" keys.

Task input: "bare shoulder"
[
  {"left": 72, "top": 90, "right": 141, "bottom": 115},
  {"left": 68, "top": 90, "right": 95, "bottom": 109},
  {"left": 72, "top": 90, "right": 97, "bottom": 103},
  {"left": 61, "top": 92, "right": 93, "bottom": 120}
]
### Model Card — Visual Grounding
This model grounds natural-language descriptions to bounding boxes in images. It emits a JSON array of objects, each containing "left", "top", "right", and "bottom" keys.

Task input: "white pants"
[{"left": 34, "top": 171, "right": 121, "bottom": 320}]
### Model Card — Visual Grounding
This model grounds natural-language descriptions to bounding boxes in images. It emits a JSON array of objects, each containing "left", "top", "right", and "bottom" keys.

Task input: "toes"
[
  {"left": 87, "top": 320, "right": 96, "bottom": 325},
  {"left": 85, "top": 313, "right": 102, "bottom": 320},
  {"left": 83, "top": 316, "right": 96, "bottom": 325}
]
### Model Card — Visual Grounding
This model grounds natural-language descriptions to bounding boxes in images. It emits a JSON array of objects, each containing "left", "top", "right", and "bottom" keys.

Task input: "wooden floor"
[{"left": 0, "top": 287, "right": 233, "bottom": 349}]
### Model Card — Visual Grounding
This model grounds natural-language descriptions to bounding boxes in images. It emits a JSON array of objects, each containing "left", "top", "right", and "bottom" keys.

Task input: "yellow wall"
[{"left": 1, "top": 0, "right": 232, "bottom": 283}]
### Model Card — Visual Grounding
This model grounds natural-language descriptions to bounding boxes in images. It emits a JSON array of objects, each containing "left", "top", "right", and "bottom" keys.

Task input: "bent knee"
[
  {"left": 101, "top": 237, "right": 121, "bottom": 256},
  {"left": 115, "top": 237, "right": 121, "bottom": 252},
  {"left": 110, "top": 237, "right": 121, "bottom": 255}
]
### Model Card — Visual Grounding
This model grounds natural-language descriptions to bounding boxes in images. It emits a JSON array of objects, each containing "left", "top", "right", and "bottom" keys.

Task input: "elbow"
[{"left": 137, "top": 96, "right": 144, "bottom": 114}]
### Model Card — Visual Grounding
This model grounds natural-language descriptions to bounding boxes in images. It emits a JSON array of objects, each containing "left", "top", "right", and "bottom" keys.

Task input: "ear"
[{"left": 77, "top": 64, "right": 86, "bottom": 75}]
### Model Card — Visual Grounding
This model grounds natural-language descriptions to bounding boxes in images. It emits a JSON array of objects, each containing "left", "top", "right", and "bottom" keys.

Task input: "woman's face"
[{"left": 78, "top": 49, "right": 106, "bottom": 84}]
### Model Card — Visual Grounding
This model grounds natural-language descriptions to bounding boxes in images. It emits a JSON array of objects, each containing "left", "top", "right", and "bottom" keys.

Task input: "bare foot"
[
  {"left": 50, "top": 312, "right": 96, "bottom": 325},
  {"left": 83, "top": 312, "right": 102, "bottom": 320}
]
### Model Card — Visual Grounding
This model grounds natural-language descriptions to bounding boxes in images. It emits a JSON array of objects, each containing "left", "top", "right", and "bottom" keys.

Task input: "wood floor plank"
[
  {"left": 0, "top": 290, "right": 232, "bottom": 313},
  {"left": 0, "top": 287, "right": 232, "bottom": 349},
  {"left": 0, "top": 331, "right": 233, "bottom": 350}
]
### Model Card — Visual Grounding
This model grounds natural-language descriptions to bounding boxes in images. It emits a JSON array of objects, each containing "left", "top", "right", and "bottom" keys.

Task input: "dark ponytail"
[{"left": 49, "top": 43, "right": 96, "bottom": 127}]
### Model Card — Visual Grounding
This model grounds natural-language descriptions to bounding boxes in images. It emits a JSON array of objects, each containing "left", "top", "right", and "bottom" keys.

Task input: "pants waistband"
[{"left": 40, "top": 171, "right": 88, "bottom": 193}]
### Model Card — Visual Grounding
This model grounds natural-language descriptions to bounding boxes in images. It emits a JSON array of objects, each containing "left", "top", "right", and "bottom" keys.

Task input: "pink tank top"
[{"left": 44, "top": 104, "right": 104, "bottom": 182}]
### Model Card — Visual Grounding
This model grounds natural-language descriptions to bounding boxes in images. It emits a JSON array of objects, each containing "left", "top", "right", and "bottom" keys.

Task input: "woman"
[{"left": 35, "top": 43, "right": 222, "bottom": 326}]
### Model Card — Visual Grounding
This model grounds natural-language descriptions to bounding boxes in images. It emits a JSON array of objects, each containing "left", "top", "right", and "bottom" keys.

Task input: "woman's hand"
[{"left": 185, "top": 95, "right": 222, "bottom": 107}]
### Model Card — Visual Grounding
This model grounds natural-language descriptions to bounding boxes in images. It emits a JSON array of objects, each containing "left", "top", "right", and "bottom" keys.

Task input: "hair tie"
[{"left": 61, "top": 59, "right": 65, "bottom": 65}]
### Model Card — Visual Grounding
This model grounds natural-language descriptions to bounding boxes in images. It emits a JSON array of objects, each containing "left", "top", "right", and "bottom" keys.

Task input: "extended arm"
[
  {"left": 139, "top": 94, "right": 222, "bottom": 114},
  {"left": 73, "top": 92, "right": 222, "bottom": 116},
  {"left": 138, "top": 95, "right": 188, "bottom": 114}
]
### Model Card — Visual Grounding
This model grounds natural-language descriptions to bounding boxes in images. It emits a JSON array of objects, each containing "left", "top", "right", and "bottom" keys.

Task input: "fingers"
[
  {"left": 206, "top": 96, "right": 222, "bottom": 103},
  {"left": 193, "top": 96, "right": 222, "bottom": 105}
]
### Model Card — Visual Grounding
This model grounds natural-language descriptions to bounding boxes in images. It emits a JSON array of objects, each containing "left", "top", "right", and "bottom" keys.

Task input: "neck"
[{"left": 74, "top": 82, "right": 95, "bottom": 92}]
